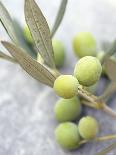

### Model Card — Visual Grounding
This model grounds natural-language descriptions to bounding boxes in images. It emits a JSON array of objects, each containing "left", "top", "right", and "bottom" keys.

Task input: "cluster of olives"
[
  {"left": 23, "top": 28, "right": 104, "bottom": 150},
  {"left": 54, "top": 56, "right": 102, "bottom": 99},
  {"left": 52, "top": 32, "right": 104, "bottom": 150},
  {"left": 53, "top": 56, "right": 101, "bottom": 149},
  {"left": 55, "top": 116, "right": 98, "bottom": 149},
  {"left": 54, "top": 97, "right": 99, "bottom": 149}
]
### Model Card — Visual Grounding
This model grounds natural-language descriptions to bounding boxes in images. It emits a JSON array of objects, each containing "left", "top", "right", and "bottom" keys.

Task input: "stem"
[
  {"left": 96, "top": 142, "right": 116, "bottom": 155},
  {"left": 102, "top": 103, "right": 116, "bottom": 118},
  {"left": 78, "top": 86, "right": 97, "bottom": 102},
  {"left": 78, "top": 86, "right": 116, "bottom": 119},
  {"left": 79, "top": 134, "right": 116, "bottom": 145},
  {"left": 82, "top": 100, "right": 100, "bottom": 109}
]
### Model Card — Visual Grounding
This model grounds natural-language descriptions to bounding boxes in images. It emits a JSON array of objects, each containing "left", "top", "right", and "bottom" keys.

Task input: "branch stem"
[
  {"left": 79, "top": 134, "right": 116, "bottom": 145},
  {"left": 78, "top": 86, "right": 116, "bottom": 119}
]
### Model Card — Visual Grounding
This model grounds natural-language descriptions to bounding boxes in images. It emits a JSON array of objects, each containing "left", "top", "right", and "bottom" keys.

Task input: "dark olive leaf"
[
  {"left": 104, "top": 58, "right": 116, "bottom": 81},
  {"left": 24, "top": 0, "right": 55, "bottom": 68},
  {"left": 98, "top": 82, "right": 116, "bottom": 101},
  {"left": 51, "top": 0, "right": 68, "bottom": 37},
  {"left": 2, "top": 41, "right": 56, "bottom": 87},
  {"left": 95, "top": 142, "right": 116, "bottom": 155},
  {"left": 13, "top": 19, "right": 37, "bottom": 58},
  {"left": 102, "top": 40, "right": 116, "bottom": 64},
  {"left": 0, "top": 2, "right": 18, "bottom": 44},
  {"left": 101, "top": 40, "right": 111, "bottom": 51},
  {"left": 0, "top": 51, "right": 17, "bottom": 63}
]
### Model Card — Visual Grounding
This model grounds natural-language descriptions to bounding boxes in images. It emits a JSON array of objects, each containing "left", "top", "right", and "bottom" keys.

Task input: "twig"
[
  {"left": 78, "top": 87, "right": 116, "bottom": 119},
  {"left": 79, "top": 134, "right": 116, "bottom": 145}
]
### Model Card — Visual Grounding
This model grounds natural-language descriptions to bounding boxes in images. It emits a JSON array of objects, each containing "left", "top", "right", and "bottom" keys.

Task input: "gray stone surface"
[{"left": 0, "top": 0, "right": 116, "bottom": 155}]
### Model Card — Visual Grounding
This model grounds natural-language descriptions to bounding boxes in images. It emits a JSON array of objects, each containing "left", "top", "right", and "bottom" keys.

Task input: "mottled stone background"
[{"left": 0, "top": 0, "right": 116, "bottom": 155}]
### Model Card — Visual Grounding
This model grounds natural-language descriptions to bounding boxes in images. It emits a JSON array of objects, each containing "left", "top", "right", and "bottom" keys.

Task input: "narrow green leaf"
[
  {"left": 0, "top": 2, "right": 18, "bottom": 44},
  {"left": 0, "top": 51, "right": 17, "bottom": 63},
  {"left": 102, "top": 40, "right": 116, "bottom": 64},
  {"left": 51, "top": 0, "right": 68, "bottom": 37},
  {"left": 13, "top": 19, "right": 37, "bottom": 58},
  {"left": 96, "top": 142, "right": 116, "bottom": 155},
  {"left": 104, "top": 58, "right": 116, "bottom": 81},
  {"left": 99, "top": 82, "right": 116, "bottom": 101},
  {"left": 101, "top": 41, "right": 111, "bottom": 51},
  {"left": 24, "top": 0, "right": 55, "bottom": 68},
  {"left": 2, "top": 41, "right": 56, "bottom": 87}
]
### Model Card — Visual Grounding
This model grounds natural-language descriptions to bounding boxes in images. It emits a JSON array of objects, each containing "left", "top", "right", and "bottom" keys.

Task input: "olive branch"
[{"left": 0, "top": 0, "right": 116, "bottom": 153}]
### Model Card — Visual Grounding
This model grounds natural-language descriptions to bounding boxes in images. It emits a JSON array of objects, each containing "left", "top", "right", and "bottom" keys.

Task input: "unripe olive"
[
  {"left": 37, "top": 53, "right": 44, "bottom": 64},
  {"left": 97, "top": 51, "right": 106, "bottom": 75},
  {"left": 73, "top": 32, "right": 97, "bottom": 58},
  {"left": 55, "top": 122, "right": 81, "bottom": 149},
  {"left": 78, "top": 116, "right": 99, "bottom": 140},
  {"left": 97, "top": 51, "right": 105, "bottom": 62},
  {"left": 53, "top": 75, "right": 79, "bottom": 99},
  {"left": 52, "top": 40, "right": 65, "bottom": 67},
  {"left": 54, "top": 97, "right": 81, "bottom": 122},
  {"left": 74, "top": 56, "right": 102, "bottom": 86},
  {"left": 23, "top": 25, "right": 33, "bottom": 43}
]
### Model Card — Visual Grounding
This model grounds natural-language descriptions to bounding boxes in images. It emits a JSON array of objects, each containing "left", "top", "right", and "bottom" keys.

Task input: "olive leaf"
[
  {"left": 104, "top": 58, "right": 116, "bottom": 81},
  {"left": 95, "top": 142, "right": 116, "bottom": 155},
  {"left": 98, "top": 82, "right": 116, "bottom": 101},
  {"left": 24, "top": 0, "right": 55, "bottom": 68},
  {"left": 0, "top": 51, "right": 17, "bottom": 63},
  {"left": 0, "top": 2, "right": 18, "bottom": 44},
  {"left": 2, "top": 41, "right": 56, "bottom": 87},
  {"left": 102, "top": 40, "right": 116, "bottom": 64},
  {"left": 13, "top": 19, "right": 37, "bottom": 58},
  {"left": 51, "top": 0, "right": 68, "bottom": 37},
  {"left": 101, "top": 40, "right": 111, "bottom": 51}
]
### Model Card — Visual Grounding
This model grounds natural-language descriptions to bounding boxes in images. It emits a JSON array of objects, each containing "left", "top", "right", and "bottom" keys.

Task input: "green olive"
[
  {"left": 74, "top": 56, "right": 102, "bottom": 86},
  {"left": 52, "top": 40, "right": 65, "bottom": 67},
  {"left": 55, "top": 122, "right": 81, "bottom": 149},
  {"left": 97, "top": 51, "right": 107, "bottom": 75},
  {"left": 53, "top": 75, "right": 79, "bottom": 99},
  {"left": 54, "top": 97, "right": 81, "bottom": 122},
  {"left": 23, "top": 25, "right": 33, "bottom": 43},
  {"left": 78, "top": 116, "right": 99, "bottom": 140},
  {"left": 97, "top": 51, "right": 105, "bottom": 62},
  {"left": 73, "top": 32, "right": 97, "bottom": 58},
  {"left": 37, "top": 53, "right": 44, "bottom": 64}
]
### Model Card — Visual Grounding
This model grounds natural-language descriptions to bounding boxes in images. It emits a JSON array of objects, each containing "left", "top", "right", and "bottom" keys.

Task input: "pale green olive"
[
  {"left": 52, "top": 40, "right": 65, "bottom": 67},
  {"left": 78, "top": 116, "right": 99, "bottom": 140},
  {"left": 55, "top": 122, "right": 81, "bottom": 149},
  {"left": 23, "top": 25, "right": 33, "bottom": 43},
  {"left": 74, "top": 56, "right": 102, "bottom": 86},
  {"left": 73, "top": 32, "right": 97, "bottom": 58},
  {"left": 54, "top": 75, "right": 79, "bottom": 99},
  {"left": 54, "top": 97, "right": 81, "bottom": 122}
]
